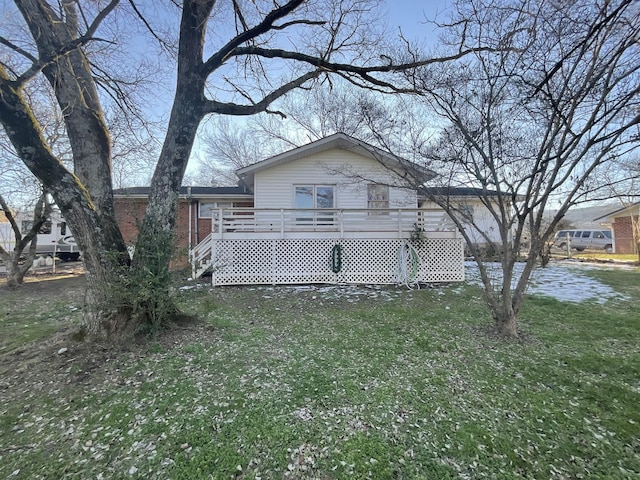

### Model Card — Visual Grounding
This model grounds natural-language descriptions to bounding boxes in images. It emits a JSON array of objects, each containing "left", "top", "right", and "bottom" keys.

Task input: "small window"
[
  {"left": 22, "top": 220, "right": 52, "bottom": 234},
  {"left": 59, "top": 222, "right": 67, "bottom": 236},
  {"left": 458, "top": 204, "right": 474, "bottom": 223},
  {"left": 367, "top": 184, "right": 389, "bottom": 215},
  {"left": 581, "top": 231, "right": 591, "bottom": 238},
  {"left": 199, "top": 202, "right": 232, "bottom": 218},
  {"left": 35, "top": 220, "right": 52, "bottom": 234},
  {"left": 294, "top": 185, "right": 335, "bottom": 208},
  {"left": 295, "top": 186, "right": 314, "bottom": 209}
]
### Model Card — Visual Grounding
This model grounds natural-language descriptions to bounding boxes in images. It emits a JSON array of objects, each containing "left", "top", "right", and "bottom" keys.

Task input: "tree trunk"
[
  {"left": 0, "top": 65, "right": 132, "bottom": 340},
  {"left": 129, "top": 1, "right": 211, "bottom": 324},
  {"left": 3, "top": 251, "right": 34, "bottom": 289},
  {"left": 494, "top": 306, "right": 519, "bottom": 338}
]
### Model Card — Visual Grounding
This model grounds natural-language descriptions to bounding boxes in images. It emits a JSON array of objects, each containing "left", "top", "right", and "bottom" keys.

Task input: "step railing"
[{"left": 190, "top": 232, "right": 213, "bottom": 278}]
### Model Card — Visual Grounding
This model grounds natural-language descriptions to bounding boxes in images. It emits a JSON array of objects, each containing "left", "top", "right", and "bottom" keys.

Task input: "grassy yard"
[
  {"left": 0, "top": 268, "right": 639, "bottom": 479},
  {"left": 562, "top": 252, "right": 639, "bottom": 264}
]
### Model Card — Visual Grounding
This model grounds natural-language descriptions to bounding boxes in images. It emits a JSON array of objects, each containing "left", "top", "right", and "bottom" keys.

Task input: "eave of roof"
[
  {"left": 593, "top": 201, "right": 640, "bottom": 221},
  {"left": 419, "top": 186, "right": 523, "bottom": 200},
  {"left": 113, "top": 186, "right": 253, "bottom": 199}
]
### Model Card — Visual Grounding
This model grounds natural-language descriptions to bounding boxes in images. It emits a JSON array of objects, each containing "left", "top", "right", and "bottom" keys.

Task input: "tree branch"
[{"left": 202, "top": 70, "right": 321, "bottom": 116}]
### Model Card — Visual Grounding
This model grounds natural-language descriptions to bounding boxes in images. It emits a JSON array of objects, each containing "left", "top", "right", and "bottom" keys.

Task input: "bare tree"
[
  {"left": 192, "top": 116, "right": 272, "bottom": 186},
  {"left": 107, "top": 107, "right": 159, "bottom": 189},
  {"left": 1, "top": 0, "right": 480, "bottom": 340},
  {"left": 0, "top": 190, "right": 52, "bottom": 288},
  {"left": 405, "top": 0, "right": 640, "bottom": 337}
]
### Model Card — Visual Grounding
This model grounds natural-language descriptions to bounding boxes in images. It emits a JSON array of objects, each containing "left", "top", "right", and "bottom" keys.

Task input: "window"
[
  {"left": 22, "top": 220, "right": 51, "bottom": 234},
  {"left": 593, "top": 231, "right": 605, "bottom": 239},
  {"left": 59, "top": 223, "right": 67, "bottom": 236},
  {"left": 367, "top": 184, "right": 389, "bottom": 215},
  {"left": 458, "top": 204, "right": 474, "bottom": 223},
  {"left": 295, "top": 185, "right": 335, "bottom": 225},
  {"left": 581, "top": 231, "right": 591, "bottom": 238},
  {"left": 199, "top": 202, "right": 232, "bottom": 218}
]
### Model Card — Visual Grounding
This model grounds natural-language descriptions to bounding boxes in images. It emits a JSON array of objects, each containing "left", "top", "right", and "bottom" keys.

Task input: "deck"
[{"left": 190, "top": 208, "right": 464, "bottom": 285}]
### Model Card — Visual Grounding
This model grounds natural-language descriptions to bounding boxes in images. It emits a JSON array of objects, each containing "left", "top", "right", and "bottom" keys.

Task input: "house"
[
  {"left": 593, "top": 202, "right": 640, "bottom": 254},
  {"left": 114, "top": 133, "right": 465, "bottom": 285},
  {"left": 113, "top": 185, "right": 253, "bottom": 256},
  {"left": 0, "top": 210, "right": 14, "bottom": 253},
  {"left": 419, "top": 187, "right": 510, "bottom": 247}
]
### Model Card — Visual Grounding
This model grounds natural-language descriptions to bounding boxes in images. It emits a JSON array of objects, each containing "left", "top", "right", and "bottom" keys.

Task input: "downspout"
[
  {"left": 187, "top": 186, "right": 193, "bottom": 251},
  {"left": 194, "top": 200, "right": 199, "bottom": 244}
]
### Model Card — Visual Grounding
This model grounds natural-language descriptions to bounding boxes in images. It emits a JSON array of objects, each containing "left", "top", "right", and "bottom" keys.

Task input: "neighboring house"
[
  {"left": 115, "top": 133, "right": 466, "bottom": 285},
  {"left": 550, "top": 203, "right": 620, "bottom": 230},
  {"left": 0, "top": 211, "right": 14, "bottom": 253},
  {"left": 593, "top": 202, "right": 640, "bottom": 254}
]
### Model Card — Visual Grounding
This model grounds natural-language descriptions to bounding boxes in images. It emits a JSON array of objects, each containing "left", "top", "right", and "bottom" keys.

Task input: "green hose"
[{"left": 331, "top": 244, "right": 342, "bottom": 273}]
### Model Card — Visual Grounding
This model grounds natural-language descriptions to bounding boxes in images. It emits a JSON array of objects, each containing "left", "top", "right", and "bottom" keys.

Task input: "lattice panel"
[
  {"left": 209, "top": 237, "right": 464, "bottom": 286},
  {"left": 417, "top": 239, "right": 466, "bottom": 282}
]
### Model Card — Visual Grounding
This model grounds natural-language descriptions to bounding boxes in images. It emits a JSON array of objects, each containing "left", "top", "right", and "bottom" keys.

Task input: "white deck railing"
[
  {"left": 191, "top": 208, "right": 462, "bottom": 280},
  {"left": 207, "top": 207, "right": 457, "bottom": 239}
]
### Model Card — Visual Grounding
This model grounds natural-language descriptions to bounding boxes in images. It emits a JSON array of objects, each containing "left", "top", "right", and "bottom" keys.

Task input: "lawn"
[{"left": 0, "top": 268, "right": 639, "bottom": 479}]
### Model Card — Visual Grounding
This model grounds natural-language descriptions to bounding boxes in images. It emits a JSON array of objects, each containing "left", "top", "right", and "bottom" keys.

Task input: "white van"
[{"left": 553, "top": 229, "right": 613, "bottom": 253}]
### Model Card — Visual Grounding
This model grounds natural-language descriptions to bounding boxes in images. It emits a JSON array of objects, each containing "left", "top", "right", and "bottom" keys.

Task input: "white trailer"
[{"left": 14, "top": 211, "right": 81, "bottom": 261}]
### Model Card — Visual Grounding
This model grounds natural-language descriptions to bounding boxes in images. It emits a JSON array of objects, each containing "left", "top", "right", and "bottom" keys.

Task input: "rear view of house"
[
  {"left": 115, "top": 134, "right": 465, "bottom": 286},
  {"left": 191, "top": 134, "right": 465, "bottom": 285}
]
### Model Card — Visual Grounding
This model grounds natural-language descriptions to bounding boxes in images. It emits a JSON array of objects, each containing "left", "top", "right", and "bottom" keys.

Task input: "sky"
[{"left": 383, "top": 0, "right": 450, "bottom": 42}]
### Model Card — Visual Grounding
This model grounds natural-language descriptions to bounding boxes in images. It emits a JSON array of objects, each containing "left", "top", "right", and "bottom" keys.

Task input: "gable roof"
[{"left": 235, "top": 132, "right": 435, "bottom": 189}]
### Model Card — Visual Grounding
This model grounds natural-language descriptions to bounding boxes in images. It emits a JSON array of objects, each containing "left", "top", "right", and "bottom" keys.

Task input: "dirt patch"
[{"left": 0, "top": 270, "right": 217, "bottom": 403}]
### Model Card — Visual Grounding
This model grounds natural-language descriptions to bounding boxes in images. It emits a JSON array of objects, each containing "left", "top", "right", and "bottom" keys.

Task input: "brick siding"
[
  {"left": 114, "top": 198, "right": 254, "bottom": 262},
  {"left": 612, "top": 215, "right": 639, "bottom": 254}
]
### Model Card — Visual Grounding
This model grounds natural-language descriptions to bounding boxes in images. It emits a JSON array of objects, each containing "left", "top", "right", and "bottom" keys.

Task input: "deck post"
[
  {"left": 339, "top": 210, "right": 344, "bottom": 238},
  {"left": 280, "top": 209, "right": 285, "bottom": 239},
  {"left": 218, "top": 208, "right": 224, "bottom": 239},
  {"left": 397, "top": 208, "right": 402, "bottom": 238}
]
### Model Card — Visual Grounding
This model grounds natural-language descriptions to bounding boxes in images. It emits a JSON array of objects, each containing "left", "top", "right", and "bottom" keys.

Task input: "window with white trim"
[
  {"left": 294, "top": 185, "right": 335, "bottom": 225},
  {"left": 367, "top": 184, "right": 389, "bottom": 215}
]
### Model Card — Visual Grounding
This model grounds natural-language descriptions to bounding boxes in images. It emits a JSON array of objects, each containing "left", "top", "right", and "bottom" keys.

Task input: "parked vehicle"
[
  {"left": 553, "top": 229, "right": 613, "bottom": 253},
  {"left": 19, "top": 212, "right": 81, "bottom": 262}
]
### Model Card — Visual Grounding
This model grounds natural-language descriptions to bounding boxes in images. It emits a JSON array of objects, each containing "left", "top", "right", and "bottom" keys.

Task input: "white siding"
[
  {"left": 253, "top": 149, "right": 417, "bottom": 209},
  {"left": 421, "top": 198, "right": 503, "bottom": 244}
]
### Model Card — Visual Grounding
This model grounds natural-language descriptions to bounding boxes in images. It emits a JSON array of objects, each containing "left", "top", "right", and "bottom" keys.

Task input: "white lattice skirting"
[{"left": 207, "top": 238, "right": 465, "bottom": 286}]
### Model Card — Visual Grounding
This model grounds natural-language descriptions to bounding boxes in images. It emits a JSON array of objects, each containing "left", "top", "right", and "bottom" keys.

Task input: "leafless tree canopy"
[
  {"left": 407, "top": 0, "right": 640, "bottom": 336},
  {"left": 1, "top": 0, "right": 472, "bottom": 339}
]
